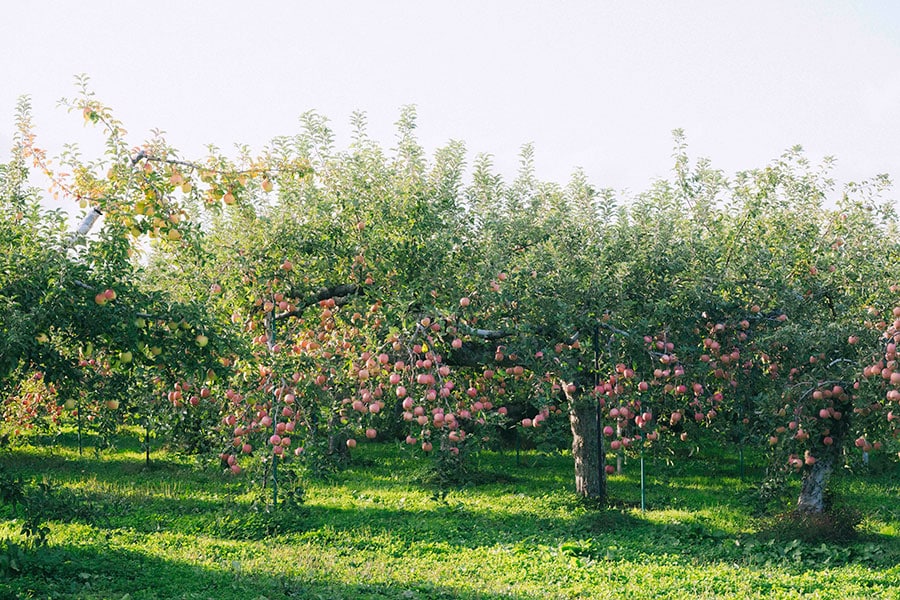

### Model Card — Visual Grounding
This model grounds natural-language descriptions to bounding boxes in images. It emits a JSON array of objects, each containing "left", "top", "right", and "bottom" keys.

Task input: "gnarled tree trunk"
[
  {"left": 796, "top": 453, "right": 834, "bottom": 513},
  {"left": 796, "top": 401, "right": 850, "bottom": 514},
  {"left": 569, "top": 398, "right": 606, "bottom": 501}
]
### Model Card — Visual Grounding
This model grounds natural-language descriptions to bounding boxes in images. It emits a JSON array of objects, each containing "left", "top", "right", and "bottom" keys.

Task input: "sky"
[{"left": 2, "top": 1, "right": 900, "bottom": 207}]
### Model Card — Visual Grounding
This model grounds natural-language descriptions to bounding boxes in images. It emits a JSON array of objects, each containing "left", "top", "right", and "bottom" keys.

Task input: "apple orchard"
[{"left": 2, "top": 85, "right": 899, "bottom": 518}]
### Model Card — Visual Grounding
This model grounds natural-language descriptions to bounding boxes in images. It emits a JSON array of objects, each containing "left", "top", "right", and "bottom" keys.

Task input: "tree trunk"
[
  {"left": 569, "top": 399, "right": 606, "bottom": 501},
  {"left": 796, "top": 399, "right": 849, "bottom": 514},
  {"left": 796, "top": 453, "right": 834, "bottom": 513},
  {"left": 327, "top": 416, "right": 350, "bottom": 464}
]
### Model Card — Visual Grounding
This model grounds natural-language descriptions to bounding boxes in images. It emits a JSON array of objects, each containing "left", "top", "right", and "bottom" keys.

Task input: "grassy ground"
[{"left": 0, "top": 432, "right": 898, "bottom": 600}]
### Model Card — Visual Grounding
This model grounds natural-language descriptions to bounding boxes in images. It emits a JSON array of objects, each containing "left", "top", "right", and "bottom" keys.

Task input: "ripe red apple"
[{"left": 346, "top": 438, "right": 357, "bottom": 448}]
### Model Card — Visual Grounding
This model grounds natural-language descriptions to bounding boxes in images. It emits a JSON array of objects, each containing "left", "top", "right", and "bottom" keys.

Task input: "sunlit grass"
[{"left": 1, "top": 433, "right": 898, "bottom": 599}]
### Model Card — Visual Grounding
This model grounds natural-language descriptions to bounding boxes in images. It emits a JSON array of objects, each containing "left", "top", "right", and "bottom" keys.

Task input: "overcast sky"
[{"left": 2, "top": 1, "right": 899, "bottom": 205}]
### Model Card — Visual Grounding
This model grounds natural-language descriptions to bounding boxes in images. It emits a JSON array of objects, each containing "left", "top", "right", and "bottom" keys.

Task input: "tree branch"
[
  {"left": 276, "top": 283, "right": 360, "bottom": 320},
  {"left": 459, "top": 325, "right": 513, "bottom": 341}
]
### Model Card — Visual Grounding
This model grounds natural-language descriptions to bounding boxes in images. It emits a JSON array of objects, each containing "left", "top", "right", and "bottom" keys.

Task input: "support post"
[
  {"left": 640, "top": 445, "right": 646, "bottom": 512},
  {"left": 268, "top": 306, "right": 279, "bottom": 509}
]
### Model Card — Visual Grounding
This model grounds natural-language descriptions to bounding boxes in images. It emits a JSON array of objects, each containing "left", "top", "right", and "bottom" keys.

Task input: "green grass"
[{"left": 0, "top": 434, "right": 898, "bottom": 600}]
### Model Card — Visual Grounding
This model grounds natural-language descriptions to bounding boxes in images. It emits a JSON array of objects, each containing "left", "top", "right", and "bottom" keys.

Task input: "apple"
[
  {"left": 195, "top": 334, "right": 209, "bottom": 348},
  {"left": 346, "top": 438, "right": 357, "bottom": 448},
  {"left": 106, "top": 400, "right": 120, "bottom": 410},
  {"left": 119, "top": 351, "right": 133, "bottom": 364}
]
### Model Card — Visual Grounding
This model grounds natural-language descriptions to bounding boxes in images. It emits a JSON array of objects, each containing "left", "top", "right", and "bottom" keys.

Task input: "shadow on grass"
[
  {"left": 2, "top": 441, "right": 898, "bottom": 573},
  {"left": 3, "top": 542, "right": 536, "bottom": 600}
]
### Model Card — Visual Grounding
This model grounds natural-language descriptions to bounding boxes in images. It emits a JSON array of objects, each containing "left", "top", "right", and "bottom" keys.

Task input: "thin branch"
[{"left": 600, "top": 322, "right": 630, "bottom": 337}]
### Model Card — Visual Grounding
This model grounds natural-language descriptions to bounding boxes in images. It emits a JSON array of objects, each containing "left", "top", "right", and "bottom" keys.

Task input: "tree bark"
[
  {"left": 796, "top": 398, "right": 849, "bottom": 514},
  {"left": 796, "top": 453, "right": 834, "bottom": 513},
  {"left": 569, "top": 399, "right": 606, "bottom": 501}
]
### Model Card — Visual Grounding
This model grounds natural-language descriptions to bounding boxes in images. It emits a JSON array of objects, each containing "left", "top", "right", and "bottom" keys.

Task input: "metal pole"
[
  {"left": 77, "top": 398, "right": 83, "bottom": 456},
  {"left": 592, "top": 326, "right": 604, "bottom": 492},
  {"left": 270, "top": 306, "right": 278, "bottom": 509},
  {"left": 738, "top": 403, "right": 745, "bottom": 480},
  {"left": 640, "top": 444, "right": 646, "bottom": 512},
  {"left": 515, "top": 427, "right": 520, "bottom": 466}
]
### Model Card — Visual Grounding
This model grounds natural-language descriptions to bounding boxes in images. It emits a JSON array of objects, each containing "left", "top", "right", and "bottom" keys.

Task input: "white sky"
[{"left": 2, "top": 1, "right": 900, "bottom": 204}]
